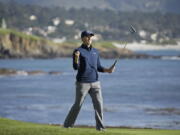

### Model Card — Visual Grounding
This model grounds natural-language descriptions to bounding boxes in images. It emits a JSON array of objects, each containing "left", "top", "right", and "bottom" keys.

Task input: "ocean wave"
[
  {"left": 144, "top": 107, "right": 180, "bottom": 115},
  {"left": 103, "top": 104, "right": 180, "bottom": 116},
  {"left": 113, "top": 42, "right": 180, "bottom": 51},
  {"left": 7, "top": 104, "right": 64, "bottom": 111},
  {"left": 16, "top": 94, "right": 47, "bottom": 98},
  {"left": 61, "top": 72, "right": 75, "bottom": 76},
  {"left": 161, "top": 56, "right": 180, "bottom": 60},
  {"left": 103, "top": 106, "right": 119, "bottom": 112},
  {"left": 16, "top": 71, "right": 29, "bottom": 76}
]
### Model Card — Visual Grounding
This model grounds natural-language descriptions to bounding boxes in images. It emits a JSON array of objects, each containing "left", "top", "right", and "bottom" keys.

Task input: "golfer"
[{"left": 63, "top": 30, "right": 115, "bottom": 131}]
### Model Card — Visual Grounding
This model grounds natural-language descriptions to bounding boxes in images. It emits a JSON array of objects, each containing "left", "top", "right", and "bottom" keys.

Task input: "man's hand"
[
  {"left": 104, "top": 65, "right": 115, "bottom": 73},
  {"left": 107, "top": 65, "right": 115, "bottom": 73},
  {"left": 74, "top": 51, "right": 80, "bottom": 64}
]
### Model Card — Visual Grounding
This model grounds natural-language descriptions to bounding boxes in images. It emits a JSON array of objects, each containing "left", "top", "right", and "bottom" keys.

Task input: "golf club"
[{"left": 111, "top": 25, "right": 136, "bottom": 68}]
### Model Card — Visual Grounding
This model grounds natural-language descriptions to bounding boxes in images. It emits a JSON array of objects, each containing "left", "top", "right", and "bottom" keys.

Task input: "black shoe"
[
  {"left": 63, "top": 125, "right": 73, "bottom": 128},
  {"left": 96, "top": 128, "right": 106, "bottom": 131}
]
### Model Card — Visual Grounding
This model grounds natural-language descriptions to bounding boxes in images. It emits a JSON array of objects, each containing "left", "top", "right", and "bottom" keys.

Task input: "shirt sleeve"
[
  {"left": 97, "top": 55, "right": 105, "bottom": 72},
  {"left": 72, "top": 49, "right": 79, "bottom": 70}
]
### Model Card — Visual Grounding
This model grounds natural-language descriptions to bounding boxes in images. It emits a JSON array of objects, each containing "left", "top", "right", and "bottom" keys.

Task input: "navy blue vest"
[{"left": 73, "top": 44, "right": 104, "bottom": 83}]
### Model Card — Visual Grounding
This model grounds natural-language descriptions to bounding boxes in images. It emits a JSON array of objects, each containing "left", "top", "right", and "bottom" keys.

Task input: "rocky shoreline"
[
  {"left": 0, "top": 29, "right": 164, "bottom": 59},
  {"left": 0, "top": 68, "right": 61, "bottom": 76},
  {"left": 1, "top": 29, "right": 180, "bottom": 60}
]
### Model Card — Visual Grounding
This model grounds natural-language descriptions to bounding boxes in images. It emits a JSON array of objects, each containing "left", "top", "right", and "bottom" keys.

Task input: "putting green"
[{"left": 0, "top": 117, "right": 179, "bottom": 135}]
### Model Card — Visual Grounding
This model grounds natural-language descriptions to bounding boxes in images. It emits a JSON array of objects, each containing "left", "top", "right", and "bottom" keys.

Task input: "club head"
[{"left": 130, "top": 25, "right": 136, "bottom": 34}]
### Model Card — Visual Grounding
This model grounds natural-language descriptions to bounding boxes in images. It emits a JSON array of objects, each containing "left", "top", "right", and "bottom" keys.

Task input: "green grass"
[
  {"left": 63, "top": 40, "right": 117, "bottom": 49},
  {"left": 0, "top": 118, "right": 179, "bottom": 135},
  {"left": 0, "top": 28, "right": 60, "bottom": 47},
  {"left": 0, "top": 28, "right": 44, "bottom": 41},
  {"left": 93, "top": 41, "right": 115, "bottom": 49},
  {"left": 0, "top": 28, "right": 122, "bottom": 49}
]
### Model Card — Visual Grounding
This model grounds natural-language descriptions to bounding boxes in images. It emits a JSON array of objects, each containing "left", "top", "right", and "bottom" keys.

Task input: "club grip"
[{"left": 112, "top": 59, "right": 117, "bottom": 67}]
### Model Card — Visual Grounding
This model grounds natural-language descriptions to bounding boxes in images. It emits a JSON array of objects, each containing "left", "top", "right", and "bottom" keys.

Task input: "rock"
[
  {"left": 99, "top": 48, "right": 160, "bottom": 59},
  {"left": 145, "top": 108, "right": 180, "bottom": 115},
  {"left": 27, "top": 70, "right": 46, "bottom": 75},
  {"left": 48, "top": 71, "right": 61, "bottom": 75},
  {"left": 0, "top": 68, "right": 62, "bottom": 76},
  {"left": 0, "top": 68, "right": 17, "bottom": 75}
]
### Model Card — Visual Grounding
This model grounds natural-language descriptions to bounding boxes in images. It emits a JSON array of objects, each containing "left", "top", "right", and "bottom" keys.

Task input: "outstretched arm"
[
  {"left": 97, "top": 55, "right": 115, "bottom": 73},
  {"left": 103, "top": 65, "right": 115, "bottom": 73}
]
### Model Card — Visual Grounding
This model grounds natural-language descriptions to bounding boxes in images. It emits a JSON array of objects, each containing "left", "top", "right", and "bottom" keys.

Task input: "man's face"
[{"left": 82, "top": 36, "right": 93, "bottom": 45}]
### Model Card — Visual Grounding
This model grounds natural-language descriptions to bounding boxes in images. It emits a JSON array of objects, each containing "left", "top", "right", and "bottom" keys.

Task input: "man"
[{"left": 63, "top": 30, "right": 115, "bottom": 131}]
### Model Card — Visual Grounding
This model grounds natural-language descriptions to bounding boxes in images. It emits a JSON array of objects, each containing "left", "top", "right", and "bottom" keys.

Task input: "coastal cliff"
[
  {"left": 0, "top": 28, "right": 154, "bottom": 59},
  {"left": 0, "top": 28, "right": 66, "bottom": 58}
]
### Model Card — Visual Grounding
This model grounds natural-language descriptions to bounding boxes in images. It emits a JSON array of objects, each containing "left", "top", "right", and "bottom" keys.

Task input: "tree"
[{"left": 1, "top": 18, "right": 7, "bottom": 29}]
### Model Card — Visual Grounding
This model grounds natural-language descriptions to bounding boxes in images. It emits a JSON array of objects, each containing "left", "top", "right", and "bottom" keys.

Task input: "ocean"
[{"left": 0, "top": 51, "right": 180, "bottom": 129}]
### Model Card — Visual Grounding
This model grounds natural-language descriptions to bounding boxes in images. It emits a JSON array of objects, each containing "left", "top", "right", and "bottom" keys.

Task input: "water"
[
  {"left": 136, "top": 50, "right": 180, "bottom": 56},
  {"left": 0, "top": 56, "right": 180, "bottom": 129}
]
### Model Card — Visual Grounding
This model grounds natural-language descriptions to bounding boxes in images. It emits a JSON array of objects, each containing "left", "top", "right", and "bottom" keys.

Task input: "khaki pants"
[{"left": 64, "top": 81, "right": 104, "bottom": 130}]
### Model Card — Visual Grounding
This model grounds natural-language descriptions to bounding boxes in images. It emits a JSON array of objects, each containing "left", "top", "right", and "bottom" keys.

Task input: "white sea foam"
[
  {"left": 16, "top": 70, "right": 28, "bottom": 76},
  {"left": 113, "top": 42, "right": 180, "bottom": 51},
  {"left": 161, "top": 56, "right": 180, "bottom": 60}
]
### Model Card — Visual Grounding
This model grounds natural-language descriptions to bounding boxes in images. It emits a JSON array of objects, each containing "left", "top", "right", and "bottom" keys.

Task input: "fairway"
[{"left": 0, "top": 118, "right": 179, "bottom": 135}]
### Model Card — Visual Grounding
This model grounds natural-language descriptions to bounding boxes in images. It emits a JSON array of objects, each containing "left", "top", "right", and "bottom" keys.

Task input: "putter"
[
  {"left": 130, "top": 25, "right": 136, "bottom": 34},
  {"left": 111, "top": 25, "right": 136, "bottom": 67}
]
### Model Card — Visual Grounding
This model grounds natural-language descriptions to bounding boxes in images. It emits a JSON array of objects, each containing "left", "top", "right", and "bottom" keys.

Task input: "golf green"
[{"left": 0, "top": 117, "right": 179, "bottom": 135}]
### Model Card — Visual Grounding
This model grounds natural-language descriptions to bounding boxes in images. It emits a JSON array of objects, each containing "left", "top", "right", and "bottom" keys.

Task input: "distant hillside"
[
  {"left": 0, "top": 0, "right": 180, "bottom": 14},
  {"left": 106, "top": 0, "right": 180, "bottom": 13},
  {"left": 1, "top": 28, "right": 152, "bottom": 59},
  {"left": 0, "top": 28, "right": 70, "bottom": 58},
  {"left": 0, "top": 0, "right": 111, "bottom": 10},
  {"left": 1, "top": 1, "right": 180, "bottom": 43}
]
